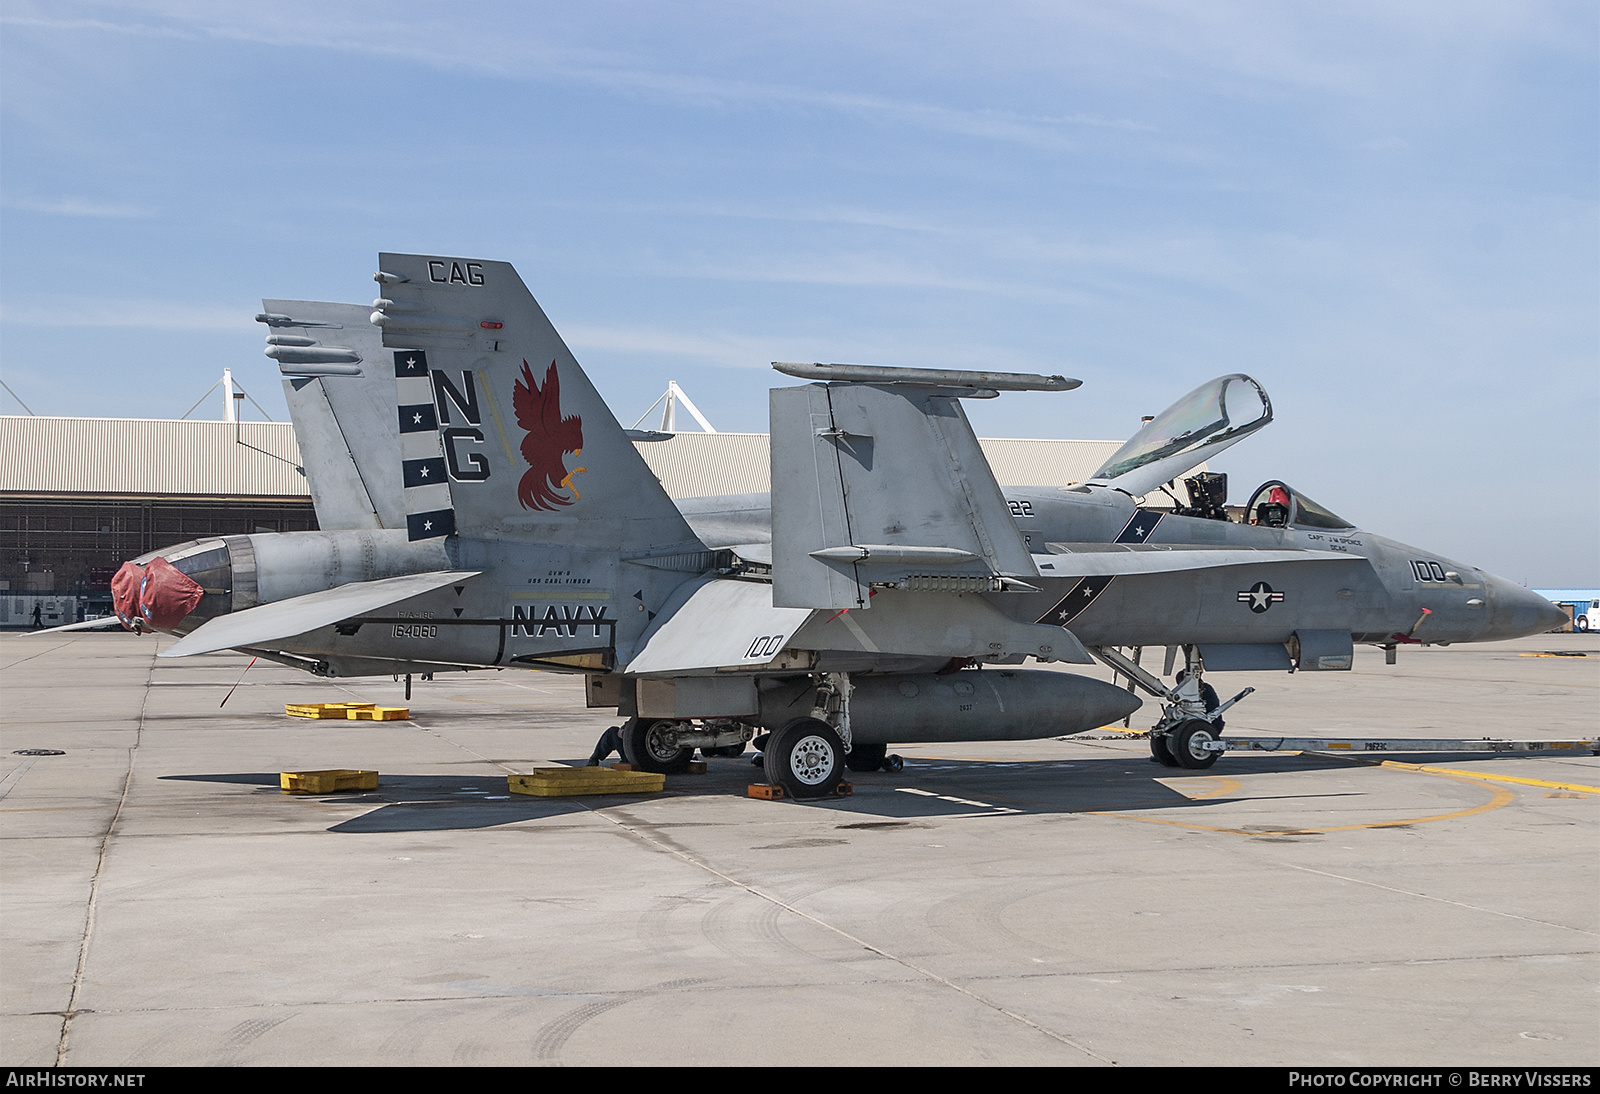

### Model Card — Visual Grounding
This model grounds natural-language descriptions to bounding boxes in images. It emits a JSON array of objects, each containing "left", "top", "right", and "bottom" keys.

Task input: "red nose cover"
[
  {"left": 110, "top": 562, "right": 146, "bottom": 630},
  {"left": 136, "top": 556, "right": 205, "bottom": 629}
]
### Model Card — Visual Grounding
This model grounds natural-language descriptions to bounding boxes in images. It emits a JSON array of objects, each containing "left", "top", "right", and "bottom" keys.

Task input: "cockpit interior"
[{"left": 1242, "top": 480, "right": 1354, "bottom": 530}]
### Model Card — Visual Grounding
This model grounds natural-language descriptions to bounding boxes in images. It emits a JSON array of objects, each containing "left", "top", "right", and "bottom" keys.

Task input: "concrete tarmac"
[{"left": 2, "top": 631, "right": 1595, "bottom": 1066}]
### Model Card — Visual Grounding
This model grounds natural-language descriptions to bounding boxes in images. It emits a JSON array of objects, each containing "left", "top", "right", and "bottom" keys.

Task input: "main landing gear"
[
  {"left": 618, "top": 717, "right": 753, "bottom": 773},
  {"left": 621, "top": 673, "right": 902, "bottom": 798},
  {"left": 764, "top": 718, "right": 846, "bottom": 798},
  {"left": 621, "top": 717, "right": 696, "bottom": 774},
  {"left": 759, "top": 672, "right": 903, "bottom": 798}
]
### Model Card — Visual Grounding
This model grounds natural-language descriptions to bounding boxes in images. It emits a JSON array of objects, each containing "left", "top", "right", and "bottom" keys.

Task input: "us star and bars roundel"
[{"left": 1238, "top": 581, "right": 1285, "bottom": 613}]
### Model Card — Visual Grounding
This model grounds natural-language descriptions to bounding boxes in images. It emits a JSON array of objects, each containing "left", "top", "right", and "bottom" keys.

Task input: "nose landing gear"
[
  {"left": 1165, "top": 719, "right": 1223, "bottom": 770},
  {"left": 1092, "top": 645, "right": 1252, "bottom": 770}
]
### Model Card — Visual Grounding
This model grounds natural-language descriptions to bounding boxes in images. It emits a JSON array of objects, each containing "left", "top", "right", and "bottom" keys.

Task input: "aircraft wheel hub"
[
  {"left": 645, "top": 724, "right": 684, "bottom": 762},
  {"left": 624, "top": 719, "right": 695, "bottom": 774},
  {"left": 1169, "top": 719, "right": 1220, "bottom": 770},
  {"left": 765, "top": 719, "right": 845, "bottom": 798},
  {"left": 790, "top": 735, "right": 837, "bottom": 785}
]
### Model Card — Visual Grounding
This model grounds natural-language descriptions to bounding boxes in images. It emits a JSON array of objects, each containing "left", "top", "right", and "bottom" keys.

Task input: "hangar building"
[{"left": 0, "top": 415, "right": 1123, "bottom": 627}]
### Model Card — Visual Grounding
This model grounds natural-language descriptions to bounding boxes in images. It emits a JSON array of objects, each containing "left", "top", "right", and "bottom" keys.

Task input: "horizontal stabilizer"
[
  {"left": 625, "top": 577, "right": 814, "bottom": 675},
  {"left": 159, "top": 570, "right": 480, "bottom": 658},
  {"left": 1037, "top": 545, "right": 1364, "bottom": 577}
]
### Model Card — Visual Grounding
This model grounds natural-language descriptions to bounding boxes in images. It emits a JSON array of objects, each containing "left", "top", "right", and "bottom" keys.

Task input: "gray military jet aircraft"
[
  {"left": 114, "top": 254, "right": 1565, "bottom": 796},
  {"left": 256, "top": 298, "right": 1563, "bottom": 772}
]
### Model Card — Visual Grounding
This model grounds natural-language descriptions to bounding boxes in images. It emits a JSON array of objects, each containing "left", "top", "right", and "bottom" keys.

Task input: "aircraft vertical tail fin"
[{"left": 370, "top": 254, "right": 700, "bottom": 554}]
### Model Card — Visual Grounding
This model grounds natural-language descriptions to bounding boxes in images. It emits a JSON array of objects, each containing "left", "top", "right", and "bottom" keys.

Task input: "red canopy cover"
[{"left": 110, "top": 561, "right": 145, "bottom": 630}]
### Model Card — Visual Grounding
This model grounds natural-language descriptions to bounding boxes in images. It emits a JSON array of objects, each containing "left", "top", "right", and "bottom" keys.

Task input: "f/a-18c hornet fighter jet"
[{"left": 110, "top": 254, "right": 1566, "bottom": 798}]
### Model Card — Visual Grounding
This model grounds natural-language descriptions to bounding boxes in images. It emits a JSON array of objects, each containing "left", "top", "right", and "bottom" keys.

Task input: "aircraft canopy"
[
  {"left": 1087, "top": 374, "right": 1272, "bottom": 498},
  {"left": 1244, "top": 480, "right": 1355, "bottom": 530}
]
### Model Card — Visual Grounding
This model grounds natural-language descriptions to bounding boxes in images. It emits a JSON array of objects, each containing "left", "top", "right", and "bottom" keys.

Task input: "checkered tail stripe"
[{"left": 394, "top": 349, "right": 455, "bottom": 540}]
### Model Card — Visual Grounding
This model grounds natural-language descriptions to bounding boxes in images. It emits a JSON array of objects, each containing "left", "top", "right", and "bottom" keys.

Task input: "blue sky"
[{"left": 1, "top": 1, "right": 1595, "bottom": 583}]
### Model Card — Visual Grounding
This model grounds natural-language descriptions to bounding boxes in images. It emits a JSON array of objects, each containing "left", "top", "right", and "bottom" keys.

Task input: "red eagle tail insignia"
[{"left": 513, "top": 359, "right": 585, "bottom": 511}]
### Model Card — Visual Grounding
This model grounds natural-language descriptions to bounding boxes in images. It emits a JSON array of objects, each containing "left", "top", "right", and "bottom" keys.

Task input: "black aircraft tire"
[
  {"left": 882, "top": 754, "right": 904, "bottom": 774},
  {"left": 846, "top": 742, "right": 887, "bottom": 773},
  {"left": 622, "top": 718, "right": 695, "bottom": 775},
  {"left": 1169, "top": 719, "right": 1221, "bottom": 770},
  {"left": 764, "top": 718, "right": 845, "bottom": 799},
  {"left": 711, "top": 743, "right": 746, "bottom": 758},
  {"left": 1150, "top": 733, "right": 1180, "bottom": 767}
]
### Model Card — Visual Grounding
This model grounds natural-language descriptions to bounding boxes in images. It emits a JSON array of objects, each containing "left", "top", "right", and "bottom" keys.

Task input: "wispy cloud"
[
  {"left": 0, "top": 297, "right": 249, "bottom": 331},
  {"left": 563, "top": 324, "right": 779, "bottom": 371},
  {"left": 10, "top": 1, "right": 1574, "bottom": 136},
  {"left": 0, "top": 12, "right": 199, "bottom": 41},
  {"left": 663, "top": 254, "right": 1046, "bottom": 296},
  {"left": 554, "top": 69, "right": 1152, "bottom": 148},
  {"left": 0, "top": 3, "right": 1150, "bottom": 151},
  {"left": 2, "top": 196, "right": 154, "bottom": 218},
  {"left": 564, "top": 321, "right": 1084, "bottom": 381}
]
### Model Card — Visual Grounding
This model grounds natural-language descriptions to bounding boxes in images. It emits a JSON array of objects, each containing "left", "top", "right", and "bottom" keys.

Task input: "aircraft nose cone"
[
  {"left": 1533, "top": 595, "right": 1573, "bottom": 634},
  {"left": 1486, "top": 578, "right": 1568, "bottom": 640}
]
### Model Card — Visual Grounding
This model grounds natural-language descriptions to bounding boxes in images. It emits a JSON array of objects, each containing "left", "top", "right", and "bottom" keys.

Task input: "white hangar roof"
[
  {"left": 0, "top": 417, "right": 309, "bottom": 499},
  {"left": 0, "top": 416, "right": 1128, "bottom": 501},
  {"left": 633, "top": 431, "right": 1125, "bottom": 498}
]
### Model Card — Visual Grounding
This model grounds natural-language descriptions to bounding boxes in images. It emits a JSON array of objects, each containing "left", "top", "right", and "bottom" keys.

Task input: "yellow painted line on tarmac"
[
  {"left": 1361, "top": 672, "right": 1599, "bottom": 688},
  {"left": 1088, "top": 769, "right": 1516, "bottom": 837},
  {"left": 1155, "top": 775, "right": 1240, "bottom": 800},
  {"left": 1369, "top": 760, "right": 1599, "bottom": 795}
]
